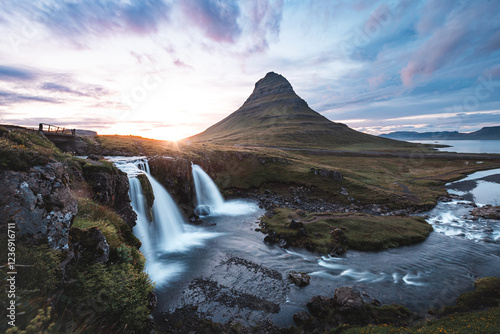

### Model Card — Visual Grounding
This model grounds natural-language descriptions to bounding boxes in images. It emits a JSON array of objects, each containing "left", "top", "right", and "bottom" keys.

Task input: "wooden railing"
[{"left": 38, "top": 123, "right": 75, "bottom": 136}]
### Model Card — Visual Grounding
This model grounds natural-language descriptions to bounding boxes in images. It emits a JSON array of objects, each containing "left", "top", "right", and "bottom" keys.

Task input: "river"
[{"left": 110, "top": 156, "right": 500, "bottom": 328}]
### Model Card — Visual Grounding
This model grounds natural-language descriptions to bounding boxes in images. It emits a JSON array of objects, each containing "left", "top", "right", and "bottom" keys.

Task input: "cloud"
[
  {"left": 0, "top": 65, "right": 36, "bottom": 81},
  {"left": 173, "top": 58, "right": 193, "bottom": 69},
  {"left": 400, "top": 1, "right": 500, "bottom": 87},
  {"left": 41, "top": 82, "right": 85, "bottom": 96},
  {"left": 0, "top": 0, "right": 171, "bottom": 40},
  {"left": 179, "top": 0, "right": 283, "bottom": 50},
  {"left": 241, "top": 0, "right": 284, "bottom": 52},
  {"left": 40, "top": 81, "right": 108, "bottom": 98},
  {"left": 0, "top": 90, "right": 59, "bottom": 105},
  {"left": 180, "top": 0, "right": 241, "bottom": 43}
]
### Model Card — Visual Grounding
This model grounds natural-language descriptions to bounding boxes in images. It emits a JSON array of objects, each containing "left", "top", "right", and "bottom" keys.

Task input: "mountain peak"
[
  {"left": 244, "top": 72, "right": 304, "bottom": 108},
  {"left": 188, "top": 72, "right": 407, "bottom": 150}
]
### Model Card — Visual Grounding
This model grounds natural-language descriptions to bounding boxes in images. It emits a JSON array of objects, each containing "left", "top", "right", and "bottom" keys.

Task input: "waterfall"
[
  {"left": 128, "top": 177, "right": 153, "bottom": 258},
  {"left": 146, "top": 173, "right": 185, "bottom": 252},
  {"left": 191, "top": 164, "right": 258, "bottom": 216},
  {"left": 192, "top": 164, "right": 225, "bottom": 214},
  {"left": 108, "top": 156, "right": 217, "bottom": 285}
]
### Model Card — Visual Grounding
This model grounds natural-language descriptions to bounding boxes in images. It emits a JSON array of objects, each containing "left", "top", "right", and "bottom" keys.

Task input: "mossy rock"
[
  {"left": 436, "top": 277, "right": 500, "bottom": 315},
  {"left": 137, "top": 173, "right": 155, "bottom": 221}
]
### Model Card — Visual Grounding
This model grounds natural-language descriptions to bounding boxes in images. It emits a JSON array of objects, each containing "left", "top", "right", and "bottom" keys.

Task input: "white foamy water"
[
  {"left": 108, "top": 156, "right": 219, "bottom": 286},
  {"left": 192, "top": 164, "right": 258, "bottom": 216},
  {"left": 424, "top": 168, "right": 500, "bottom": 243}
]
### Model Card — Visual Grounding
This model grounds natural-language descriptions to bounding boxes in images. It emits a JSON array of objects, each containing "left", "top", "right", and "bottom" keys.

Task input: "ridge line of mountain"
[{"left": 380, "top": 126, "right": 500, "bottom": 140}]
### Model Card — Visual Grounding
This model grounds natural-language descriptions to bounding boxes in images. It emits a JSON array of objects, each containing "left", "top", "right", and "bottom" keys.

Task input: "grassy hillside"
[{"left": 87, "top": 134, "right": 500, "bottom": 211}]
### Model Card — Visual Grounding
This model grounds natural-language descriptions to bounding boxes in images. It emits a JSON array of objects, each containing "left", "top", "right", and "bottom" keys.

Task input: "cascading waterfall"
[
  {"left": 128, "top": 177, "right": 153, "bottom": 258},
  {"left": 192, "top": 164, "right": 258, "bottom": 216},
  {"left": 146, "top": 173, "right": 185, "bottom": 252},
  {"left": 109, "top": 156, "right": 216, "bottom": 285},
  {"left": 192, "top": 164, "right": 224, "bottom": 214}
]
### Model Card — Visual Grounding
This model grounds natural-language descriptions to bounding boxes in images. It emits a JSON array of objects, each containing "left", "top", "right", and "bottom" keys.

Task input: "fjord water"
[
  {"left": 111, "top": 157, "right": 500, "bottom": 326},
  {"left": 410, "top": 140, "right": 500, "bottom": 154}
]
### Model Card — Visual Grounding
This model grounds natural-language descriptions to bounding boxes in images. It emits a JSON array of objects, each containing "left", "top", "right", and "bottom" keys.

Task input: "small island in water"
[{"left": 1, "top": 72, "right": 499, "bottom": 333}]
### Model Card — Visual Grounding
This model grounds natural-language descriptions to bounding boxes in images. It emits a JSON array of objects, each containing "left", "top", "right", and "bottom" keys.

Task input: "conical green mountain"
[{"left": 188, "top": 72, "right": 411, "bottom": 150}]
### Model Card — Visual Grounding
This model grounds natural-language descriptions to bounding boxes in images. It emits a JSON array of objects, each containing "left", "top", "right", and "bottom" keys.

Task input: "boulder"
[
  {"left": 289, "top": 271, "right": 311, "bottom": 287},
  {"left": 293, "top": 311, "right": 312, "bottom": 328},
  {"left": 278, "top": 236, "right": 289, "bottom": 248},
  {"left": 471, "top": 205, "right": 500, "bottom": 219},
  {"left": 264, "top": 230, "right": 277, "bottom": 244},
  {"left": 87, "top": 154, "right": 102, "bottom": 161},
  {"left": 188, "top": 213, "right": 203, "bottom": 225},
  {"left": 310, "top": 168, "right": 343, "bottom": 181},
  {"left": 329, "top": 228, "right": 347, "bottom": 255},
  {"left": 297, "top": 227, "right": 308, "bottom": 237},
  {"left": 307, "top": 295, "right": 334, "bottom": 318},
  {"left": 289, "top": 219, "right": 304, "bottom": 229},
  {"left": 332, "top": 287, "right": 364, "bottom": 313},
  {"left": 194, "top": 205, "right": 211, "bottom": 216},
  {"left": 70, "top": 227, "right": 110, "bottom": 264}
]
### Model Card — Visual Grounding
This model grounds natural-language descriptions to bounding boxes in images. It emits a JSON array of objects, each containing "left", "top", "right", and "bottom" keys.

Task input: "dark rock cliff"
[
  {"left": 80, "top": 161, "right": 137, "bottom": 228},
  {"left": 0, "top": 162, "right": 77, "bottom": 250}
]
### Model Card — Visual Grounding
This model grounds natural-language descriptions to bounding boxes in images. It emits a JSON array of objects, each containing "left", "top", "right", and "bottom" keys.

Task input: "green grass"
[
  {"left": 260, "top": 208, "right": 433, "bottom": 253},
  {"left": 0, "top": 126, "right": 69, "bottom": 171},
  {"left": 73, "top": 198, "right": 141, "bottom": 250},
  {"left": 340, "top": 307, "right": 500, "bottom": 334}
]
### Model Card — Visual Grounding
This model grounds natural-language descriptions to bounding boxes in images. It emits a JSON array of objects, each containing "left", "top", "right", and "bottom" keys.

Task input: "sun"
[{"left": 141, "top": 126, "right": 196, "bottom": 142}]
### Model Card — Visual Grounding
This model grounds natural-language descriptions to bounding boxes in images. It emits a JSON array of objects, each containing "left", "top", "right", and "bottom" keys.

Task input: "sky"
[{"left": 0, "top": 0, "right": 499, "bottom": 141}]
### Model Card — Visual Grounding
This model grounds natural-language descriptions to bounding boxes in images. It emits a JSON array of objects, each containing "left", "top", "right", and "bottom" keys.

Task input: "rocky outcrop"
[
  {"left": 0, "top": 162, "right": 77, "bottom": 249},
  {"left": 294, "top": 287, "right": 417, "bottom": 331},
  {"left": 329, "top": 228, "right": 347, "bottom": 255},
  {"left": 310, "top": 168, "right": 343, "bottom": 182},
  {"left": 81, "top": 161, "right": 136, "bottom": 228},
  {"left": 471, "top": 205, "right": 500, "bottom": 219}
]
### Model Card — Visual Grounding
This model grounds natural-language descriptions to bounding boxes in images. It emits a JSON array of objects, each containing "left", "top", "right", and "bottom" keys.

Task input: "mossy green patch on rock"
[
  {"left": 260, "top": 208, "right": 433, "bottom": 253},
  {"left": 73, "top": 198, "right": 141, "bottom": 252},
  {"left": 137, "top": 173, "right": 154, "bottom": 221},
  {"left": 432, "top": 276, "right": 500, "bottom": 316}
]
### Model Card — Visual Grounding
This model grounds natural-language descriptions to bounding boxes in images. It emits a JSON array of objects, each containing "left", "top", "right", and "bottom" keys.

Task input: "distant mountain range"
[
  {"left": 380, "top": 126, "right": 500, "bottom": 141},
  {"left": 187, "top": 72, "right": 416, "bottom": 150}
]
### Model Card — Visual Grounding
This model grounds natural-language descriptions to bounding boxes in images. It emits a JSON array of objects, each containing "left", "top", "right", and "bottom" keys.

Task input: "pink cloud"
[
  {"left": 400, "top": 14, "right": 466, "bottom": 87},
  {"left": 368, "top": 73, "right": 388, "bottom": 88}
]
